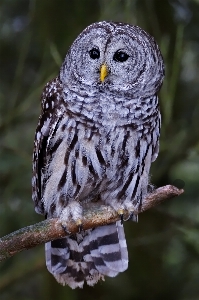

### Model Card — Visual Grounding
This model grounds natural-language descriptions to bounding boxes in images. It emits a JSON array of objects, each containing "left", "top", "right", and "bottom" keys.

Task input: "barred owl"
[{"left": 32, "top": 21, "right": 164, "bottom": 289}]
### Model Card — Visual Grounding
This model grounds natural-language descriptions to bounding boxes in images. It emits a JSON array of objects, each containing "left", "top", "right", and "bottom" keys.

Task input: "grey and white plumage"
[{"left": 32, "top": 21, "right": 164, "bottom": 289}]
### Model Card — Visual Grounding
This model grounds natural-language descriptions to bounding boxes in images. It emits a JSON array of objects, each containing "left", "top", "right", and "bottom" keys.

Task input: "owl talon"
[
  {"left": 120, "top": 214, "right": 124, "bottom": 225},
  {"left": 118, "top": 209, "right": 124, "bottom": 225},
  {"left": 78, "top": 223, "right": 83, "bottom": 233},
  {"left": 61, "top": 224, "right": 71, "bottom": 235},
  {"left": 76, "top": 219, "right": 83, "bottom": 232}
]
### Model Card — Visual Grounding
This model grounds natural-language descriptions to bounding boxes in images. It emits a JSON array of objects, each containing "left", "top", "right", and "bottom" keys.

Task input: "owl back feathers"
[{"left": 45, "top": 222, "right": 128, "bottom": 289}]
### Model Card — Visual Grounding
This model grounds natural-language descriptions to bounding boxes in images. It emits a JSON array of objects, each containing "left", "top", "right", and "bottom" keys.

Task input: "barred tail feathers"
[
  {"left": 45, "top": 222, "right": 128, "bottom": 289},
  {"left": 88, "top": 221, "right": 128, "bottom": 275}
]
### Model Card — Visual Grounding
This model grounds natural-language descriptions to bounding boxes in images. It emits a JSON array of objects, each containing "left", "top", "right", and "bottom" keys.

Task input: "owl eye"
[
  {"left": 113, "top": 50, "right": 129, "bottom": 62},
  {"left": 89, "top": 48, "right": 100, "bottom": 59}
]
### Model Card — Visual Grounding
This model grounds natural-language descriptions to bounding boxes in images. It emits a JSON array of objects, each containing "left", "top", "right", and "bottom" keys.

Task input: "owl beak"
[{"left": 100, "top": 64, "right": 108, "bottom": 82}]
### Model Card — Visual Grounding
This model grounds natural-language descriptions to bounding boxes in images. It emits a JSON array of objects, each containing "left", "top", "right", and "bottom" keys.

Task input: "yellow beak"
[{"left": 100, "top": 64, "right": 108, "bottom": 82}]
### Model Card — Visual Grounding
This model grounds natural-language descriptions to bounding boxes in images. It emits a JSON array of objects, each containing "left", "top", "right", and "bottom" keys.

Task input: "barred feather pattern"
[
  {"left": 32, "top": 21, "right": 164, "bottom": 289},
  {"left": 45, "top": 222, "right": 128, "bottom": 288}
]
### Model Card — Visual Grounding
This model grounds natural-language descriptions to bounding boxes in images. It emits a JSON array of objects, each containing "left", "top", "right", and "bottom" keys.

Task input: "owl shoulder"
[{"left": 41, "top": 76, "right": 63, "bottom": 113}]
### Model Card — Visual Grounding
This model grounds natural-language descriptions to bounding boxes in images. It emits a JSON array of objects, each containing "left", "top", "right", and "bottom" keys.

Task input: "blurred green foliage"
[{"left": 1, "top": 0, "right": 199, "bottom": 299}]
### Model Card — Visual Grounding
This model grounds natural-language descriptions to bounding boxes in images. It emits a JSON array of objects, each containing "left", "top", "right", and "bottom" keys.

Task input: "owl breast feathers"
[{"left": 32, "top": 21, "right": 164, "bottom": 289}]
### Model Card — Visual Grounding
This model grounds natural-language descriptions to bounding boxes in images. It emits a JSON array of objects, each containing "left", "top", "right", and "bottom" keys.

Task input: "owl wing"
[
  {"left": 32, "top": 77, "right": 63, "bottom": 214},
  {"left": 151, "top": 98, "right": 161, "bottom": 162}
]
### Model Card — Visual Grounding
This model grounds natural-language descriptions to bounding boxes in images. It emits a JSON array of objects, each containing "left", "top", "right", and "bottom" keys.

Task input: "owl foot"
[
  {"left": 61, "top": 220, "right": 83, "bottom": 235},
  {"left": 61, "top": 224, "right": 71, "bottom": 235},
  {"left": 117, "top": 207, "right": 138, "bottom": 223},
  {"left": 106, "top": 199, "right": 138, "bottom": 222},
  {"left": 60, "top": 201, "right": 83, "bottom": 233}
]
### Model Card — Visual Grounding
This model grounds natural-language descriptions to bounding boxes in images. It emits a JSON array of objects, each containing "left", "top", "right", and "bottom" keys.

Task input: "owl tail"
[{"left": 45, "top": 221, "right": 128, "bottom": 289}]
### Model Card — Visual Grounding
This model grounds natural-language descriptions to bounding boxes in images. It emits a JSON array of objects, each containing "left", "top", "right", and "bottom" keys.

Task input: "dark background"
[{"left": 1, "top": 0, "right": 199, "bottom": 299}]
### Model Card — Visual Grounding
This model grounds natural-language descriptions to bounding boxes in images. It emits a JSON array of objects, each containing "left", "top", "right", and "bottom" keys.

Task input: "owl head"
[{"left": 60, "top": 21, "right": 164, "bottom": 97}]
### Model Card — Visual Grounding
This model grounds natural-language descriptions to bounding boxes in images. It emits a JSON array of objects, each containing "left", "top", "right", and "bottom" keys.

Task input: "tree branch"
[{"left": 0, "top": 185, "right": 183, "bottom": 262}]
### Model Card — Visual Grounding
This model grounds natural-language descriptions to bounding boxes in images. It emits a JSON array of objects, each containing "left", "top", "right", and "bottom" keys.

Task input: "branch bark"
[{"left": 0, "top": 185, "right": 183, "bottom": 262}]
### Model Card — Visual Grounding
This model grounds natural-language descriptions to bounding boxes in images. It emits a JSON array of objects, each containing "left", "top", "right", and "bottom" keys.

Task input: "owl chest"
[
  {"left": 66, "top": 123, "right": 136, "bottom": 182},
  {"left": 44, "top": 118, "right": 140, "bottom": 207}
]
